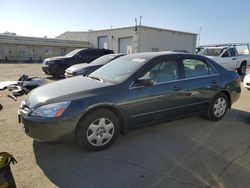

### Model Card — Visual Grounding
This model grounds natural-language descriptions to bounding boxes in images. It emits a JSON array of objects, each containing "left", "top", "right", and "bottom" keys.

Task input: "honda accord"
[{"left": 18, "top": 52, "right": 241, "bottom": 151}]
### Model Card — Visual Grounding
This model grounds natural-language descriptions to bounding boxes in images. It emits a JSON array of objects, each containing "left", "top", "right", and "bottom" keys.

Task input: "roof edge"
[{"left": 56, "top": 25, "right": 197, "bottom": 36}]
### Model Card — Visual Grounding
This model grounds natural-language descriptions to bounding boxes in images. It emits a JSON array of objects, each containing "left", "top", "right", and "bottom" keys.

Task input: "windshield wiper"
[{"left": 88, "top": 75, "right": 104, "bottom": 82}]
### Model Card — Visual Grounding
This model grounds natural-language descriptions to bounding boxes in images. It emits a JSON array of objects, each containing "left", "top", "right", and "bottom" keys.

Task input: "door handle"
[
  {"left": 173, "top": 86, "right": 182, "bottom": 91},
  {"left": 211, "top": 80, "right": 217, "bottom": 84},
  {"left": 232, "top": 58, "right": 237, "bottom": 60}
]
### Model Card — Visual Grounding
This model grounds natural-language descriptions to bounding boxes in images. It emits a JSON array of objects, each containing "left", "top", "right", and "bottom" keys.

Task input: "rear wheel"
[
  {"left": 76, "top": 109, "right": 119, "bottom": 151},
  {"left": 238, "top": 62, "right": 247, "bottom": 75},
  {"left": 207, "top": 93, "right": 228, "bottom": 121}
]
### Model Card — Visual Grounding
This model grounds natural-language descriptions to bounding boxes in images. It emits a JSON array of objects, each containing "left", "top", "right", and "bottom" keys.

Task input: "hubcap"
[
  {"left": 87, "top": 118, "right": 114, "bottom": 146},
  {"left": 213, "top": 97, "right": 227, "bottom": 117}
]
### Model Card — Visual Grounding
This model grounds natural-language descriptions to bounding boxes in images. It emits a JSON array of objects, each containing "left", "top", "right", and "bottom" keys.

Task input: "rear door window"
[
  {"left": 229, "top": 49, "right": 236, "bottom": 57},
  {"left": 182, "top": 59, "right": 211, "bottom": 78}
]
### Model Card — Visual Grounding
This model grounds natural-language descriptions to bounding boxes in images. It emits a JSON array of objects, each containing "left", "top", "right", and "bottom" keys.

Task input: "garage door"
[
  {"left": 119, "top": 37, "right": 132, "bottom": 54},
  {"left": 98, "top": 36, "right": 108, "bottom": 49}
]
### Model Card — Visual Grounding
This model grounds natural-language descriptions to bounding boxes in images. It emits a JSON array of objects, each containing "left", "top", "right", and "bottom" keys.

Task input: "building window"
[
  {"left": 152, "top": 48, "right": 159, "bottom": 52},
  {"left": 18, "top": 46, "right": 28, "bottom": 55},
  {"left": 60, "top": 48, "right": 66, "bottom": 55},
  {"left": 44, "top": 47, "right": 52, "bottom": 55}
]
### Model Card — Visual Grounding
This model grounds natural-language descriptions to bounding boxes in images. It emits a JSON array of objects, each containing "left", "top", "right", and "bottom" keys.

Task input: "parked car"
[
  {"left": 42, "top": 48, "right": 113, "bottom": 78},
  {"left": 170, "top": 50, "right": 189, "bottom": 53},
  {"left": 198, "top": 46, "right": 250, "bottom": 75},
  {"left": 19, "top": 52, "right": 241, "bottom": 151},
  {"left": 243, "top": 72, "right": 250, "bottom": 90},
  {"left": 65, "top": 53, "right": 125, "bottom": 78}
]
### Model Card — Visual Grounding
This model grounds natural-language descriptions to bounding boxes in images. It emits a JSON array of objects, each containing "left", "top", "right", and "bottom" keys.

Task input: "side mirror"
[{"left": 133, "top": 78, "right": 154, "bottom": 87}]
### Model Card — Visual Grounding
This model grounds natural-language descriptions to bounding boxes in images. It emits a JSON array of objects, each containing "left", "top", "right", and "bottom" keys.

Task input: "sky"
[{"left": 0, "top": 0, "right": 250, "bottom": 45}]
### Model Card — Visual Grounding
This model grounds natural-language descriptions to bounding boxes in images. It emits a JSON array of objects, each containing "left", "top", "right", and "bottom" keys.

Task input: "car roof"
[{"left": 122, "top": 51, "right": 185, "bottom": 60}]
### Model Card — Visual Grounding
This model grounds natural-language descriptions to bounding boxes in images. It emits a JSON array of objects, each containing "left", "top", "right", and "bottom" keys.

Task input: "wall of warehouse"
[
  {"left": 0, "top": 34, "right": 93, "bottom": 62},
  {"left": 56, "top": 26, "right": 197, "bottom": 54},
  {"left": 0, "top": 44, "right": 77, "bottom": 61},
  {"left": 139, "top": 27, "right": 197, "bottom": 53},
  {"left": 85, "top": 28, "right": 135, "bottom": 53}
]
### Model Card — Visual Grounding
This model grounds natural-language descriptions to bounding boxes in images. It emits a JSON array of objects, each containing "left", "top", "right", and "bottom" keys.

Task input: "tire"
[
  {"left": 237, "top": 62, "right": 247, "bottom": 75},
  {"left": 76, "top": 109, "right": 119, "bottom": 151},
  {"left": 207, "top": 93, "right": 228, "bottom": 121}
]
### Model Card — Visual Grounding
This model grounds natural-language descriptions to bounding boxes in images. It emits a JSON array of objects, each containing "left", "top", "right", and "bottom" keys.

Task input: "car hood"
[
  {"left": 45, "top": 56, "right": 69, "bottom": 61},
  {"left": 66, "top": 63, "right": 94, "bottom": 72},
  {"left": 26, "top": 76, "right": 112, "bottom": 108}
]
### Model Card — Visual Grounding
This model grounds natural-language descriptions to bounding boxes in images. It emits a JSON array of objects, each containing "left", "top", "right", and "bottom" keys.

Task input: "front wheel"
[
  {"left": 76, "top": 109, "right": 119, "bottom": 151},
  {"left": 207, "top": 93, "right": 228, "bottom": 121}
]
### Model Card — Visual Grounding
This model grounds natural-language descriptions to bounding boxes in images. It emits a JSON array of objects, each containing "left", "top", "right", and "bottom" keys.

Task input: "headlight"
[
  {"left": 75, "top": 70, "right": 85, "bottom": 75},
  {"left": 76, "top": 70, "right": 88, "bottom": 76},
  {"left": 30, "top": 101, "right": 71, "bottom": 117},
  {"left": 45, "top": 61, "right": 54, "bottom": 65}
]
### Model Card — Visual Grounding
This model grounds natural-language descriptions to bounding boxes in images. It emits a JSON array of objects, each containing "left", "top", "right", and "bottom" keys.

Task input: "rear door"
[{"left": 178, "top": 57, "right": 220, "bottom": 113}]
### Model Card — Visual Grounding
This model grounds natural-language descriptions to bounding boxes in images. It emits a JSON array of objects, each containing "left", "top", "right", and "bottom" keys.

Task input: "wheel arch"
[
  {"left": 241, "top": 60, "right": 247, "bottom": 65},
  {"left": 75, "top": 104, "right": 128, "bottom": 136},
  {"left": 218, "top": 90, "right": 232, "bottom": 109}
]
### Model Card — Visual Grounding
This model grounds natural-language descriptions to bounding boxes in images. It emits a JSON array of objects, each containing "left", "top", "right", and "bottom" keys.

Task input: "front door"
[
  {"left": 128, "top": 57, "right": 183, "bottom": 126},
  {"left": 220, "top": 49, "right": 237, "bottom": 69}
]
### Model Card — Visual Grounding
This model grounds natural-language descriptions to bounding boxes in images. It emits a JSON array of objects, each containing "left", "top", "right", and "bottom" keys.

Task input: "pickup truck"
[{"left": 198, "top": 47, "right": 250, "bottom": 75}]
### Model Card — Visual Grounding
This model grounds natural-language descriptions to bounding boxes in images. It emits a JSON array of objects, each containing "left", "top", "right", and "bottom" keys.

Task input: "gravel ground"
[{"left": 0, "top": 64, "right": 250, "bottom": 188}]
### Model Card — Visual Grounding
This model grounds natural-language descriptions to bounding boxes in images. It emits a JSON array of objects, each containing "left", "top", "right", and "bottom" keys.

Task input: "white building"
[{"left": 56, "top": 25, "right": 197, "bottom": 54}]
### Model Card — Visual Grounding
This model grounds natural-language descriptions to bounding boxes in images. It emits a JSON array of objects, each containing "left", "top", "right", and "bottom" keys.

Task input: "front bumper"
[
  {"left": 243, "top": 75, "right": 250, "bottom": 89},
  {"left": 42, "top": 64, "right": 53, "bottom": 75},
  {"left": 18, "top": 109, "right": 78, "bottom": 142},
  {"left": 41, "top": 63, "right": 58, "bottom": 75}
]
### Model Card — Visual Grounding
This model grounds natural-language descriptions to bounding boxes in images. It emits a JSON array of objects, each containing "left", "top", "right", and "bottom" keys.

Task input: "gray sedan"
[{"left": 18, "top": 52, "right": 241, "bottom": 151}]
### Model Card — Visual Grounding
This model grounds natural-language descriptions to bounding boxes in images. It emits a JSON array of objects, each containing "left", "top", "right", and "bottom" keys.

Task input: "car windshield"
[
  {"left": 91, "top": 54, "right": 117, "bottom": 65},
  {"left": 198, "top": 48, "right": 224, "bottom": 56},
  {"left": 65, "top": 49, "right": 84, "bottom": 57},
  {"left": 89, "top": 56, "right": 147, "bottom": 84}
]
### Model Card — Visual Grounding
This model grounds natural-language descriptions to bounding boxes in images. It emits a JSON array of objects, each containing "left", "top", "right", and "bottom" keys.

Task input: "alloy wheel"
[{"left": 213, "top": 97, "right": 227, "bottom": 117}]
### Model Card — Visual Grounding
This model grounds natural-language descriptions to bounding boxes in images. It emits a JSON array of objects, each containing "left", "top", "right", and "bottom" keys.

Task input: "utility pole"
[
  {"left": 138, "top": 16, "right": 142, "bottom": 52},
  {"left": 197, "top": 27, "right": 202, "bottom": 47}
]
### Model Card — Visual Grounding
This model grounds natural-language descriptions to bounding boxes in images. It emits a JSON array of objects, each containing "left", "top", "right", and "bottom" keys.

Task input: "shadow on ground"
[{"left": 33, "top": 109, "right": 250, "bottom": 188}]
